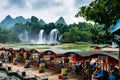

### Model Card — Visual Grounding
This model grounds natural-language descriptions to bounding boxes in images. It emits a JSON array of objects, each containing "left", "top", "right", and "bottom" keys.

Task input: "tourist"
[
  {"left": 25, "top": 60, "right": 30, "bottom": 68},
  {"left": 39, "top": 61, "right": 45, "bottom": 73},
  {"left": 102, "top": 69, "right": 109, "bottom": 80},
  {"left": 58, "top": 59, "right": 63, "bottom": 69},
  {"left": 92, "top": 68, "right": 100, "bottom": 80},
  {"left": 72, "top": 63, "right": 78, "bottom": 73},
  {"left": 8, "top": 52, "right": 12, "bottom": 63},
  {"left": 97, "top": 68, "right": 105, "bottom": 80},
  {"left": 109, "top": 67, "right": 119, "bottom": 80},
  {"left": 36, "top": 59, "right": 40, "bottom": 66},
  {"left": 77, "top": 62, "right": 82, "bottom": 73},
  {"left": 3, "top": 52, "right": 8, "bottom": 63},
  {"left": 61, "top": 66, "right": 68, "bottom": 79},
  {"left": 13, "top": 57, "right": 19, "bottom": 65},
  {"left": 0, "top": 52, "right": 2, "bottom": 59},
  {"left": 109, "top": 71, "right": 119, "bottom": 80},
  {"left": 91, "top": 62, "right": 96, "bottom": 68}
]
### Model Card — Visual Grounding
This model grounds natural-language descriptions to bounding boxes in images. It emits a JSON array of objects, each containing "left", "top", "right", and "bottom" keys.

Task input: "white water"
[
  {"left": 19, "top": 29, "right": 62, "bottom": 44},
  {"left": 48, "top": 29, "right": 60, "bottom": 44},
  {"left": 37, "top": 30, "right": 46, "bottom": 44},
  {"left": 19, "top": 29, "right": 29, "bottom": 43}
]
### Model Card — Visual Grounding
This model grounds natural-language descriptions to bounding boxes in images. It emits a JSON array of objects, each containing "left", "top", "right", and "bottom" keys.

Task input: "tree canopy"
[
  {"left": 0, "top": 15, "right": 109, "bottom": 44},
  {"left": 0, "top": 28, "right": 20, "bottom": 43},
  {"left": 76, "top": 0, "right": 120, "bottom": 43},
  {"left": 76, "top": 0, "right": 120, "bottom": 28}
]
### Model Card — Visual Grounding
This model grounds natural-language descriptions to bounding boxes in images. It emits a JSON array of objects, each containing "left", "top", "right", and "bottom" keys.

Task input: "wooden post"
[
  {"left": 106, "top": 56, "right": 108, "bottom": 71},
  {"left": 88, "top": 60, "right": 90, "bottom": 80},
  {"left": 118, "top": 45, "right": 120, "bottom": 76},
  {"left": 116, "top": 39, "right": 120, "bottom": 76}
]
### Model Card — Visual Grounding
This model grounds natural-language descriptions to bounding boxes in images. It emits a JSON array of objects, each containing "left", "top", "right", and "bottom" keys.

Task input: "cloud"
[
  {"left": 31, "top": 0, "right": 63, "bottom": 9},
  {"left": 74, "top": 0, "right": 94, "bottom": 7},
  {"left": 4, "top": 0, "right": 26, "bottom": 9},
  {"left": 0, "top": 0, "right": 94, "bottom": 24}
]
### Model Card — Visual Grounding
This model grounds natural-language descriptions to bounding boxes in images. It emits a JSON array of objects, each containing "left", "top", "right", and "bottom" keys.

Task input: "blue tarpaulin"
[{"left": 111, "top": 19, "right": 120, "bottom": 35}]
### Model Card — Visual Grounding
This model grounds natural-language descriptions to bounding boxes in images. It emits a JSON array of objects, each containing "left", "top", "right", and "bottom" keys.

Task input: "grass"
[
  {"left": 60, "top": 42, "right": 106, "bottom": 51},
  {"left": 0, "top": 42, "right": 107, "bottom": 51}
]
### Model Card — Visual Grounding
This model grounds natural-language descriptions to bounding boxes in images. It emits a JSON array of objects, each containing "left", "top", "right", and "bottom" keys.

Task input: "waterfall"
[
  {"left": 38, "top": 30, "right": 46, "bottom": 44},
  {"left": 19, "top": 29, "right": 62, "bottom": 44},
  {"left": 37, "top": 29, "right": 61, "bottom": 44},
  {"left": 49, "top": 29, "right": 60, "bottom": 44}
]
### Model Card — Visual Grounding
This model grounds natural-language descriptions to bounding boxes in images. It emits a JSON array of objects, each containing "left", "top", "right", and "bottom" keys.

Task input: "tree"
[
  {"left": 76, "top": 0, "right": 120, "bottom": 43},
  {"left": 31, "top": 16, "right": 38, "bottom": 23},
  {"left": 76, "top": 0, "right": 120, "bottom": 27},
  {"left": 90, "top": 24, "right": 106, "bottom": 44},
  {"left": 56, "top": 24, "right": 69, "bottom": 34},
  {"left": 0, "top": 28, "right": 20, "bottom": 43},
  {"left": 62, "top": 26, "right": 80, "bottom": 43}
]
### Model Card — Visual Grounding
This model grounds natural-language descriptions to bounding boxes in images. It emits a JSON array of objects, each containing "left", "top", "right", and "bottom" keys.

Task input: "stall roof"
[
  {"left": 1, "top": 47, "right": 118, "bottom": 60},
  {"left": 76, "top": 50, "right": 118, "bottom": 60}
]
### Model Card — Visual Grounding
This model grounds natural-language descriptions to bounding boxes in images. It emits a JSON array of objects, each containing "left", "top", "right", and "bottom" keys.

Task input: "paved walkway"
[{"left": 2, "top": 63, "right": 82, "bottom": 80}]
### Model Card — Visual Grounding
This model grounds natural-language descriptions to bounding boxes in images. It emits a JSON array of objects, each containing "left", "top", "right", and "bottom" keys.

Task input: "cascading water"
[
  {"left": 49, "top": 29, "right": 60, "bottom": 44},
  {"left": 37, "top": 30, "right": 46, "bottom": 44},
  {"left": 58, "top": 35, "right": 62, "bottom": 41},
  {"left": 19, "top": 29, "right": 62, "bottom": 44},
  {"left": 37, "top": 29, "right": 62, "bottom": 44}
]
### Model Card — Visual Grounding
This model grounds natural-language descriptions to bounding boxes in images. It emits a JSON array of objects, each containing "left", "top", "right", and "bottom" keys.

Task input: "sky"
[{"left": 0, "top": 0, "right": 94, "bottom": 24}]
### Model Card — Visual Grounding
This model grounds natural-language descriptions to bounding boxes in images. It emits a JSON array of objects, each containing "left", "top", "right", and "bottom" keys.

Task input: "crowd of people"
[
  {"left": 58, "top": 59, "right": 120, "bottom": 80},
  {"left": 0, "top": 50, "right": 120, "bottom": 80}
]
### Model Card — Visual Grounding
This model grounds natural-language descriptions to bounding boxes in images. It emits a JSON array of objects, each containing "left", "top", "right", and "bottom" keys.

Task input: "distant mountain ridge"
[
  {"left": 0, "top": 15, "right": 15, "bottom": 27},
  {"left": 0, "top": 15, "right": 66, "bottom": 28},
  {"left": 39, "top": 19, "right": 46, "bottom": 25},
  {"left": 0, "top": 15, "right": 29, "bottom": 28},
  {"left": 55, "top": 17, "right": 66, "bottom": 25}
]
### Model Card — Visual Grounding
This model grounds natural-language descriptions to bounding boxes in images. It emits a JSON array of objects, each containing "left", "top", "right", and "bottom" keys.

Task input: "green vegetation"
[
  {"left": 0, "top": 15, "right": 112, "bottom": 44},
  {"left": 12, "top": 18, "right": 109, "bottom": 44},
  {"left": 0, "top": 0, "right": 119, "bottom": 44},
  {"left": 61, "top": 42, "right": 98, "bottom": 51},
  {"left": 0, "top": 28, "right": 20, "bottom": 43},
  {"left": 76, "top": 0, "right": 120, "bottom": 43}
]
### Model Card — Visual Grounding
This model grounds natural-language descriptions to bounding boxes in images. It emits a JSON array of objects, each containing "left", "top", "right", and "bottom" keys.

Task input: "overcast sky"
[{"left": 0, "top": 0, "right": 94, "bottom": 24}]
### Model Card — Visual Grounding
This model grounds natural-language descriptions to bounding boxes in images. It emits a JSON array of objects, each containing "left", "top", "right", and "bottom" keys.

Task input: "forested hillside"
[{"left": 0, "top": 16, "right": 111, "bottom": 44}]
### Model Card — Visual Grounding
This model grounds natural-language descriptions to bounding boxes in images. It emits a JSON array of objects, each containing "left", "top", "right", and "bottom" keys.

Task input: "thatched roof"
[{"left": 1, "top": 47, "right": 119, "bottom": 60}]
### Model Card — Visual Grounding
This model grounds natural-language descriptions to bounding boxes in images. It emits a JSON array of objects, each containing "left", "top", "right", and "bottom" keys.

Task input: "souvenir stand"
[
  {"left": 18, "top": 48, "right": 26, "bottom": 63},
  {"left": 39, "top": 50, "right": 57, "bottom": 73},
  {"left": 40, "top": 50, "right": 56, "bottom": 66},
  {"left": 2, "top": 48, "right": 10, "bottom": 63},
  {"left": 24, "top": 50, "right": 31, "bottom": 68},
  {"left": 0, "top": 47, "right": 5, "bottom": 67},
  {"left": 13, "top": 49, "right": 19, "bottom": 65},
  {"left": 0, "top": 47, "right": 5, "bottom": 59},
  {"left": 30, "top": 49, "right": 39, "bottom": 67},
  {"left": 63, "top": 52, "right": 82, "bottom": 68},
  {"left": 58, "top": 52, "right": 82, "bottom": 80},
  {"left": 7, "top": 48, "right": 14, "bottom": 63},
  {"left": 87, "top": 51, "right": 119, "bottom": 80}
]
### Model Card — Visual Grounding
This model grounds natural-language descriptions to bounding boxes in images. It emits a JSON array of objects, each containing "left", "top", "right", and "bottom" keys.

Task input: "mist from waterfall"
[
  {"left": 25, "top": 29, "right": 29, "bottom": 43},
  {"left": 19, "top": 29, "right": 29, "bottom": 43}
]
